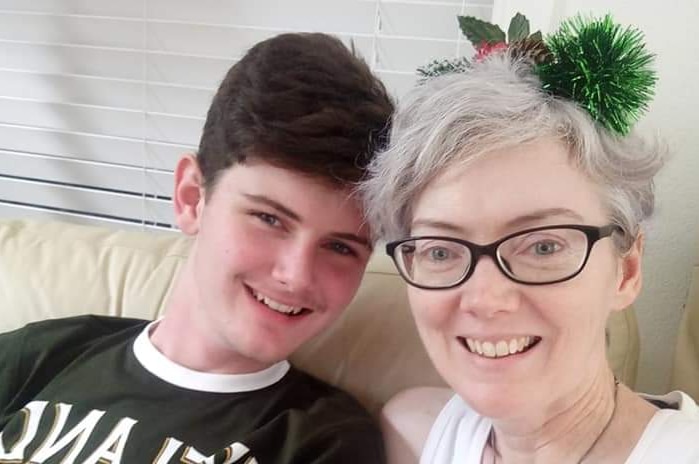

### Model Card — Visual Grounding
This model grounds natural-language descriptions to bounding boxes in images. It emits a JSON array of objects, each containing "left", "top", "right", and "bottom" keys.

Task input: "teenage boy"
[{"left": 0, "top": 33, "right": 393, "bottom": 463}]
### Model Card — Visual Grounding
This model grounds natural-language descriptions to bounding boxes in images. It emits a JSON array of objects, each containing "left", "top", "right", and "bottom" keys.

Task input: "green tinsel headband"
[{"left": 418, "top": 13, "right": 657, "bottom": 136}]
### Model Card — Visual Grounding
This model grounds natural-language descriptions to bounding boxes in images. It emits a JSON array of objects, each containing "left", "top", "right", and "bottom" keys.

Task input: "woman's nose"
[{"left": 457, "top": 256, "right": 520, "bottom": 318}]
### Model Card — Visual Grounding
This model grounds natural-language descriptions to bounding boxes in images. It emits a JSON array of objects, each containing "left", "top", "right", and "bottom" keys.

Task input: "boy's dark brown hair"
[{"left": 197, "top": 32, "right": 393, "bottom": 192}]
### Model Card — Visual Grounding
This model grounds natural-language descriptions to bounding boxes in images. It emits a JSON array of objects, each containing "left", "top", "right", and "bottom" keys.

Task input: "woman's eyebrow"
[
  {"left": 411, "top": 209, "right": 585, "bottom": 235},
  {"left": 410, "top": 219, "right": 467, "bottom": 235},
  {"left": 503, "top": 208, "right": 585, "bottom": 230}
]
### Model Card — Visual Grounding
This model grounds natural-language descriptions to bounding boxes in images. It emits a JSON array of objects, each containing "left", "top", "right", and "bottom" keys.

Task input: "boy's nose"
[{"left": 271, "top": 244, "right": 315, "bottom": 293}]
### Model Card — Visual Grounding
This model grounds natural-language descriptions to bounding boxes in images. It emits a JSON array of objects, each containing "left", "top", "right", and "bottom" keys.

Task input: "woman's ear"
[
  {"left": 612, "top": 232, "right": 644, "bottom": 312},
  {"left": 173, "top": 154, "right": 205, "bottom": 235}
]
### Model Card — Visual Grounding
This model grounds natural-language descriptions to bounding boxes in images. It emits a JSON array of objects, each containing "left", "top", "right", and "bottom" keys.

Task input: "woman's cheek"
[{"left": 409, "top": 292, "right": 454, "bottom": 329}]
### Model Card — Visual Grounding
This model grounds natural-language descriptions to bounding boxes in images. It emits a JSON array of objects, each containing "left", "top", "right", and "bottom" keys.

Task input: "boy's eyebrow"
[
  {"left": 243, "top": 193, "right": 373, "bottom": 251},
  {"left": 331, "top": 232, "right": 373, "bottom": 251},
  {"left": 243, "top": 194, "right": 300, "bottom": 221}
]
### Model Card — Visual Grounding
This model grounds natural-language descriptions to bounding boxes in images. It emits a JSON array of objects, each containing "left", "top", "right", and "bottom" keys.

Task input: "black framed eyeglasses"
[{"left": 385, "top": 224, "right": 621, "bottom": 290}]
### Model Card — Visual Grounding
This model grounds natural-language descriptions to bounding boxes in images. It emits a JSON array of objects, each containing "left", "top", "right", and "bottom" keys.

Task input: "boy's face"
[{"left": 174, "top": 158, "right": 372, "bottom": 372}]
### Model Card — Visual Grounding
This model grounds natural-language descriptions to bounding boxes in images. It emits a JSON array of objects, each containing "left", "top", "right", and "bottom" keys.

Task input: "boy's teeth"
[
  {"left": 253, "top": 291, "right": 302, "bottom": 315},
  {"left": 466, "top": 336, "right": 536, "bottom": 358}
]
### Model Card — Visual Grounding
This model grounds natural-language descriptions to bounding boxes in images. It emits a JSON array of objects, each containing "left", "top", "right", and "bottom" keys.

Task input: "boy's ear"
[
  {"left": 612, "top": 232, "right": 644, "bottom": 312},
  {"left": 173, "top": 154, "right": 205, "bottom": 235}
]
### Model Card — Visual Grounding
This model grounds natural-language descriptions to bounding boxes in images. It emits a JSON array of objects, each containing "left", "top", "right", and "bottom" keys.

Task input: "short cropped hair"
[
  {"left": 362, "top": 53, "right": 665, "bottom": 251},
  {"left": 197, "top": 33, "right": 393, "bottom": 192}
]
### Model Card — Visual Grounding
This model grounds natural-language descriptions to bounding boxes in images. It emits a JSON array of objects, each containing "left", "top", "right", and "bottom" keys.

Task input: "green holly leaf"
[
  {"left": 508, "top": 13, "right": 530, "bottom": 42},
  {"left": 529, "top": 30, "right": 543, "bottom": 42},
  {"left": 457, "top": 15, "right": 506, "bottom": 46}
]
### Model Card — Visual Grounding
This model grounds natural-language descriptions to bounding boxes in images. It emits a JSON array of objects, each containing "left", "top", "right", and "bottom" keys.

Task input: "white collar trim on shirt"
[{"left": 132, "top": 320, "right": 291, "bottom": 393}]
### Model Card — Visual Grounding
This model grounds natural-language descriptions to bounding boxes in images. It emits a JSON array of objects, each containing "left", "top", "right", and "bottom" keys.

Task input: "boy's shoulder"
[
  {"left": 23, "top": 314, "right": 148, "bottom": 332},
  {"left": 7, "top": 314, "right": 147, "bottom": 356}
]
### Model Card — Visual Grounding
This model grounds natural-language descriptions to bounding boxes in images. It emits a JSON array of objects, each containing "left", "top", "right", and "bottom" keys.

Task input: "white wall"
[{"left": 522, "top": 0, "right": 699, "bottom": 393}]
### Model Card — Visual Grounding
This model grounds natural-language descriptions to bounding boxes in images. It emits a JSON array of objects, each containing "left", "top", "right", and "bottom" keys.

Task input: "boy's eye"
[
  {"left": 327, "top": 241, "right": 357, "bottom": 257},
  {"left": 253, "top": 212, "right": 281, "bottom": 227}
]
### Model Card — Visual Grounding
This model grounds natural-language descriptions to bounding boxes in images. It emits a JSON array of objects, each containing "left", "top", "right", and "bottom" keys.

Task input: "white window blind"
[{"left": 0, "top": 0, "right": 493, "bottom": 230}]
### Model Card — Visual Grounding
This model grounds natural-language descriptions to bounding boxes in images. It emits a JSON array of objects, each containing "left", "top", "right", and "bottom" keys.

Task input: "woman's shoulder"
[
  {"left": 628, "top": 391, "right": 699, "bottom": 462},
  {"left": 381, "top": 387, "right": 492, "bottom": 464},
  {"left": 419, "top": 393, "right": 492, "bottom": 464},
  {"left": 641, "top": 390, "right": 699, "bottom": 414},
  {"left": 381, "top": 387, "right": 456, "bottom": 464}
]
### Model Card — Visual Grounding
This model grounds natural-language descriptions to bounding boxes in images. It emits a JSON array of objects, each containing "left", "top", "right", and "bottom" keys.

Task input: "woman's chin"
[
  {"left": 473, "top": 398, "right": 522, "bottom": 420},
  {"left": 454, "top": 383, "right": 537, "bottom": 421}
]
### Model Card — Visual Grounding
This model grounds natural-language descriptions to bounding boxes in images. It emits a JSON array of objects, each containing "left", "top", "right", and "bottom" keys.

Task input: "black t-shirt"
[{"left": 0, "top": 315, "right": 384, "bottom": 463}]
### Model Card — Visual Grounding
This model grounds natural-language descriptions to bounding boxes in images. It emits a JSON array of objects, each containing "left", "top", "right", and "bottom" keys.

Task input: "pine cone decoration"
[{"left": 509, "top": 37, "right": 553, "bottom": 65}]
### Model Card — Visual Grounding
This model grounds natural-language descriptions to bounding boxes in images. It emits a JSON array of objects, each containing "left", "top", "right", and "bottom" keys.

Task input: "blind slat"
[
  {"left": 0, "top": 151, "right": 172, "bottom": 198},
  {"left": 0, "top": 97, "right": 145, "bottom": 139},
  {"left": 0, "top": 202, "right": 173, "bottom": 231},
  {"left": 0, "top": 13, "right": 145, "bottom": 49},
  {"left": 0, "top": 70, "right": 214, "bottom": 117},
  {"left": 0, "top": 124, "right": 192, "bottom": 170},
  {"left": 0, "top": 177, "right": 173, "bottom": 224},
  {"left": 0, "top": 98, "right": 204, "bottom": 144},
  {"left": 146, "top": 0, "right": 378, "bottom": 33},
  {"left": 0, "top": 0, "right": 144, "bottom": 18}
]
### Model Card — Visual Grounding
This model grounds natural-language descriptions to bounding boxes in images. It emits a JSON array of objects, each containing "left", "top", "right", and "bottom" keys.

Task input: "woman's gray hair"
[{"left": 361, "top": 53, "right": 665, "bottom": 251}]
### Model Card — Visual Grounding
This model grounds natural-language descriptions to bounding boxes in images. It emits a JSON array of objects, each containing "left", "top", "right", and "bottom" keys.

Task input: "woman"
[{"left": 361, "top": 37, "right": 699, "bottom": 464}]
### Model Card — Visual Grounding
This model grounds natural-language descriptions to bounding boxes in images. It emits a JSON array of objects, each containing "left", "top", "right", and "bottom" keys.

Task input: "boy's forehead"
[
  {"left": 215, "top": 160, "right": 363, "bottom": 213},
  {"left": 218, "top": 159, "right": 355, "bottom": 196}
]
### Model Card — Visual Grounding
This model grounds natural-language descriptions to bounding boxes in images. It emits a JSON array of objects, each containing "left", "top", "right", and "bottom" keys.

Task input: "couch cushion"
[{"left": 0, "top": 219, "right": 188, "bottom": 327}]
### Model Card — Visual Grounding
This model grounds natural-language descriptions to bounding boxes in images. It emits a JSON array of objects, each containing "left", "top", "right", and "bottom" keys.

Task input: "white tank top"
[{"left": 421, "top": 391, "right": 699, "bottom": 464}]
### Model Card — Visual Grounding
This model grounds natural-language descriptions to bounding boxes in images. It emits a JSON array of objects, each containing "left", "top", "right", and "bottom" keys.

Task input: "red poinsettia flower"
[{"left": 474, "top": 41, "right": 508, "bottom": 61}]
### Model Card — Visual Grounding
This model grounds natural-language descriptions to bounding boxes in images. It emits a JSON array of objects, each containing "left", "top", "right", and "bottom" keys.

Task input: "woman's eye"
[
  {"left": 428, "top": 247, "right": 452, "bottom": 261},
  {"left": 532, "top": 240, "right": 561, "bottom": 255},
  {"left": 430, "top": 248, "right": 449, "bottom": 260}
]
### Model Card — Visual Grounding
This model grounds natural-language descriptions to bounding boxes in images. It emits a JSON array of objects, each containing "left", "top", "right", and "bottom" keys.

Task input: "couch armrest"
[
  {"left": 607, "top": 309, "right": 640, "bottom": 388},
  {"left": 671, "top": 263, "right": 699, "bottom": 399}
]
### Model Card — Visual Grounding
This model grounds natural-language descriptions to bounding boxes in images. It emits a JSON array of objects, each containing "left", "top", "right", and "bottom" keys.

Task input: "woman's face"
[{"left": 406, "top": 137, "right": 642, "bottom": 420}]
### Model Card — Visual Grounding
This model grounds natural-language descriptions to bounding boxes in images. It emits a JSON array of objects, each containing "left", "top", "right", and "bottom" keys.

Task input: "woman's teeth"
[
  {"left": 464, "top": 336, "right": 537, "bottom": 358},
  {"left": 253, "top": 290, "right": 303, "bottom": 315}
]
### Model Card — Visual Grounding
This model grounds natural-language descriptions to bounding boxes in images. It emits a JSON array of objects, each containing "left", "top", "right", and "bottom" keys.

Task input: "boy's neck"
[{"left": 151, "top": 266, "right": 276, "bottom": 375}]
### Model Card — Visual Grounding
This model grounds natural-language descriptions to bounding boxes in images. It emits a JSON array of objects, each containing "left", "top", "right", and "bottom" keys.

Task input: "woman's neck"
[{"left": 487, "top": 370, "right": 626, "bottom": 463}]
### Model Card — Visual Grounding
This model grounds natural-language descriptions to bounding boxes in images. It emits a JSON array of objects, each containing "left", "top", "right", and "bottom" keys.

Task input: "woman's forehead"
[{"left": 411, "top": 140, "right": 606, "bottom": 235}]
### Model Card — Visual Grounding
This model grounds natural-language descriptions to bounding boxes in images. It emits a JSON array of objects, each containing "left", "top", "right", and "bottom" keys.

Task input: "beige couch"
[
  {"left": 0, "top": 219, "right": 640, "bottom": 414},
  {"left": 671, "top": 235, "right": 699, "bottom": 399}
]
